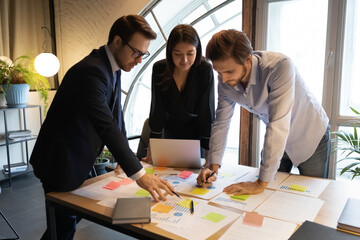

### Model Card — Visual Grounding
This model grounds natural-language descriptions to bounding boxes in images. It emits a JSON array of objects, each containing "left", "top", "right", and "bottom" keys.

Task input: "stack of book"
[{"left": 0, "top": 129, "right": 33, "bottom": 141}]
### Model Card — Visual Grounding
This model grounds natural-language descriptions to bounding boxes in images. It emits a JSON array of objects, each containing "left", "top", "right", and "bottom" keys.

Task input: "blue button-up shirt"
[{"left": 209, "top": 51, "right": 329, "bottom": 182}]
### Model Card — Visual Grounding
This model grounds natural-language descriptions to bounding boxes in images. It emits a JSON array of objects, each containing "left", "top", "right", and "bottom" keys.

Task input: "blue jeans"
[{"left": 278, "top": 125, "right": 330, "bottom": 178}]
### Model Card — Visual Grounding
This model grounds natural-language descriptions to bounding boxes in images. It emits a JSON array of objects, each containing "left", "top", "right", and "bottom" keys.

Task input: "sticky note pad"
[
  {"left": 152, "top": 204, "right": 174, "bottom": 213},
  {"left": 118, "top": 178, "right": 133, "bottom": 185},
  {"left": 231, "top": 194, "right": 250, "bottom": 201},
  {"left": 135, "top": 189, "right": 150, "bottom": 197},
  {"left": 289, "top": 184, "right": 307, "bottom": 192},
  {"left": 103, "top": 181, "right": 121, "bottom": 190},
  {"left": 178, "top": 170, "right": 193, "bottom": 179},
  {"left": 145, "top": 168, "right": 155, "bottom": 174},
  {"left": 191, "top": 188, "right": 210, "bottom": 195},
  {"left": 243, "top": 212, "right": 264, "bottom": 227},
  {"left": 202, "top": 212, "right": 226, "bottom": 223},
  {"left": 178, "top": 198, "right": 199, "bottom": 209},
  {"left": 154, "top": 166, "right": 168, "bottom": 171}
]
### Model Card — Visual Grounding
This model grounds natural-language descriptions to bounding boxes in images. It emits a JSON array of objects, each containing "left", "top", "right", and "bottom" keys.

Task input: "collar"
[{"left": 105, "top": 45, "right": 121, "bottom": 75}]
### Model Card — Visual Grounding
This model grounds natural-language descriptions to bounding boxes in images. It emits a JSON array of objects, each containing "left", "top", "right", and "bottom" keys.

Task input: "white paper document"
[
  {"left": 209, "top": 189, "right": 274, "bottom": 212},
  {"left": 275, "top": 174, "right": 330, "bottom": 197},
  {"left": 267, "top": 171, "right": 290, "bottom": 189},
  {"left": 150, "top": 196, "right": 208, "bottom": 228},
  {"left": 217, "top": 164, "right": 251, "bottom": 182},
  {"left": 162, "top": 173, "right": 232, "bottom": 200},
  {"left": 255, "top": 191, "right": 324, "bottom": 224},
  {"left": 157, "top": 203, "right": 241, "bottom": 240},
  {"left": 218, "top": 213, "right": 297, "bottom": 240}
]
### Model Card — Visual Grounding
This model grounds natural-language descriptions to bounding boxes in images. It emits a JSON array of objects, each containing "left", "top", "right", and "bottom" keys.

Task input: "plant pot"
[
  {"left": 2, "top": 84, "right": 30, "bottom": 108},
  {"left": 94, "top": 158, "right": 110, "bottom": 175}
]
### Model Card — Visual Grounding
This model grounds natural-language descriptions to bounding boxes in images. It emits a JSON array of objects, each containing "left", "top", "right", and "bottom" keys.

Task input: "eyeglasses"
[{"left": 125, "top": 42, "right": 150, "bottom": 59}]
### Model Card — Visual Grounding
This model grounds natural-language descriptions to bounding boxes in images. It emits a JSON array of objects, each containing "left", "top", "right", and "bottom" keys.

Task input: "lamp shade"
[{"left": 34, "top": 53, "right": 60, "bottom": 77}]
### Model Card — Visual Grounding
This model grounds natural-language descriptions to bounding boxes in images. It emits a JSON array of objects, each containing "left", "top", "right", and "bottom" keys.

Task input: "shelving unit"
[{"left": 0, "top": 105, "right": 42, "bottom": 187}]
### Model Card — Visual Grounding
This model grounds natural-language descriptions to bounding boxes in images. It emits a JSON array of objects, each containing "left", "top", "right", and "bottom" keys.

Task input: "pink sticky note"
[
  {"left": 177, "top": 170, "right": 193, "bottom": 179},
  {"left": 103, "top": 181, "right": 122, "bottom": 190},
  {"left": 118, "top": 178, "right": 133, "bottom": 185},
  {"left": 243, "top": 212, "right": 264, "bottom": 227}
]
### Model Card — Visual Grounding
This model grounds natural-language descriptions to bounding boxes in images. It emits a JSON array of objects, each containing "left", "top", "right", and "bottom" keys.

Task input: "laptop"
[{"left": 149, "top": 138, "right": 203, "bottom": 168}]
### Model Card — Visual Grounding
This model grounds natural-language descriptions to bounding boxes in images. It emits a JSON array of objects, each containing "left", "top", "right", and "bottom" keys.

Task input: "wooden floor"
[{"left": 0, "top": 172, "right": 137, "bottom": 240}]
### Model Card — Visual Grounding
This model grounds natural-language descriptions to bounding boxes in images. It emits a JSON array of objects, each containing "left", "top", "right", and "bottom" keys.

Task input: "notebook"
[
  {"left": 149, "top": 138, "right": 202, "bottom": 168},
  {"left": 112, "top": 197, "right": 151, "bottom": 224},
  {"left": 338, "top": 198, "right": 360, "bottom": 234},
  {"left": 289, "top": 220, "right": 360, "bottom": 240}
]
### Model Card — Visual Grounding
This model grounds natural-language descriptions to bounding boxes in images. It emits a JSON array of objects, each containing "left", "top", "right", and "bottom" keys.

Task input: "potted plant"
[
  {"left": 94, "top": 150, "right": 112, "bottom": 175},
  {"left": 332, "top": 107, "right": 360, "bottom": 180},
  {"left": 0, "top": 55, "right": 50, "bottom": 113}
]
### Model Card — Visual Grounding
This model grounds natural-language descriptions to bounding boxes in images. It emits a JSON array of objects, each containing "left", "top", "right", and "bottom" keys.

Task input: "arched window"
[{"left": 122, "top": 0, "right": 243, "bottom": 164}]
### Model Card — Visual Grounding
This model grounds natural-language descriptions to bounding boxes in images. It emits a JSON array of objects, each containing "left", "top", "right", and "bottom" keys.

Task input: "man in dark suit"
[{"left": 30, "top": 15, "right": 174, "bottom": 240}]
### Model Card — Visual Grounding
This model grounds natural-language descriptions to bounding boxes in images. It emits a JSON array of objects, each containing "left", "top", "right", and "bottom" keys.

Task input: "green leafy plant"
[
  {"left": 332, "top": 107, "right": 360, "bottom": 180},
  {"left": 95, "top": 150, "right": 112, "bottom": 164},
  {"left": 0, "top": 55, "right": 51, "bottom": 113}
]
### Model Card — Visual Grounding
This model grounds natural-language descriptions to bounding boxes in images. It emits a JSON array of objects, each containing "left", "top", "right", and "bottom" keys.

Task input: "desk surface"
[{"left": 46, "top": 165, "right": 360, "bottom": 240}]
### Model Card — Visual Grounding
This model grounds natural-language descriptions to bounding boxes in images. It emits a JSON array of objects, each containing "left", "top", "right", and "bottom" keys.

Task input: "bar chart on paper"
[
  {"left": 151, "top": 197, "right": 207, "bottom": 227},
  {"left": 210, "top": 190, "right": 274, "bottom": 212}
]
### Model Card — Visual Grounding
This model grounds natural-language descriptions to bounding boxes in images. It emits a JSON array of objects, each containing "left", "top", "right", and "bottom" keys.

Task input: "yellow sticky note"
[
  {"left": 289, "top": 184, "right": 307, "bottom": 192},
  {"left": 145, "top": 168, "right": 155, "bottom": 174},
  {"left": 178, "top": 198, "right": 199, "bottom": 209},
  {"left": 191, "top": 188, "right": 210, "bottom": 195},
  {"left": 152, "top": 204, "right": 173, "bottom": 213},
  {"left": 202, "top": 212, "right": 226, "bottom": 223},
  {"left": 231, "top": 194, "right": 250, "bottom": 201},
  {"left": 135, "top": 189, "right": 150, "bottom": 197}
]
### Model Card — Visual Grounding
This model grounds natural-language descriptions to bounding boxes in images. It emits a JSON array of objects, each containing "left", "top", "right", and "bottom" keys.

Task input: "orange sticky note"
[
  {"left": 154, "top": 166, "right": 168, "bottom": 171},
  {"left": 118, "top": 178, "right": 133, "bottom": 185},
  {"left": 152, "top": 204, "right": 174, "bottom": 213},
  {"left": 243, "top": 212, "right": 264, "bottom": 227},
  {"left": 178, "top": 171, "right": 193, "bottom": 179},
  {"left": 103, "top": 181, "right": 121, "bottom": 190}
]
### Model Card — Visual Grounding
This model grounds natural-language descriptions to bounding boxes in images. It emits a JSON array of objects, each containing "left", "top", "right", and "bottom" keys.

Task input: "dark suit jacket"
[{"left": 30, "top": 46, "right": 142, "bottom": 192}]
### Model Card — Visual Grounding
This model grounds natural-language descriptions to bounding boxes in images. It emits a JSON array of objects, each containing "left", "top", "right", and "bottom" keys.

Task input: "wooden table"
[{"left": 45, "top": 166, "right": 360, "bottom": 240}]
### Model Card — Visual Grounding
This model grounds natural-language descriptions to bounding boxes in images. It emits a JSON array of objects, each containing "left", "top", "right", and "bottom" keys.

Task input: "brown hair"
[
  {"left": 160, "top": 24, "right": 202, "bottom": 90},
  {"left": 206, "top": 29, "right": 252, "bottom": 65},
  {"left": 107, "top": 15, "right": 156, "bottom": 45}
]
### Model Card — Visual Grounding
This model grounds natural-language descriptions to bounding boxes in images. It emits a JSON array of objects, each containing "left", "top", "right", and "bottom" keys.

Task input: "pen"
[
  {"left": 171, "top": 190, "right": 181, "bottom": 198},
  {"left": 190, "top": 200, "right": 194, "bottom": 214},
  {"left": 206, "top": 170, "right": 216, "bottom": 181}
]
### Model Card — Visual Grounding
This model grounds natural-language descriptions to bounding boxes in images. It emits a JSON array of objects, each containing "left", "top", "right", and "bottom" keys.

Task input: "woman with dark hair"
[{"left": 144, "top": 24, "right": 215, "bottom": 164}]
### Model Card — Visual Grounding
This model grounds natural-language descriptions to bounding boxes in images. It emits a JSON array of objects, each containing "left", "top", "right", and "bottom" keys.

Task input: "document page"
[
  {"left": 274, "top": 174, "right": 330, "bottom": 197},
  {"left": 157, "top": 203, "right": 241, "bottom": 240},
  {"left": 218, "top": 213, "right": 297, "bottom": 240},
  {"left": 255, "top": 191, "right": 324, "bottom": 224},
  {"left": 209, "top": 189, "right": 274, "bottom": 212}
]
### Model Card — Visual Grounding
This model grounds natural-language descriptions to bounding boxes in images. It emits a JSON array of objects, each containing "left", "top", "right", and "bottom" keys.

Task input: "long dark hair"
[{"left": 160, "top": 24, "right": 202, "bottom": 90}]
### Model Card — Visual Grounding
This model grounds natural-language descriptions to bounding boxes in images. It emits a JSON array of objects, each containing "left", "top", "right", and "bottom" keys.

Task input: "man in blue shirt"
[{"left": 197, "top": 29, "right": 330, "bottom": 195}]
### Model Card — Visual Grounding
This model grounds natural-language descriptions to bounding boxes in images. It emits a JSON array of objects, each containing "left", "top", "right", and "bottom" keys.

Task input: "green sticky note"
[
  {"left": 145, "top": 168, "right": 155, "bottom": 174},
  {"left": 135, "top": 189, "right": 150, "bottom": 197},
  {"left": 191, "top": 188, "right": 210, "bottom": 195},
  {"left": 202, "top": 212, "right": 226, "bottom": 223},
  {"left": 289, "top": 184, "right": 307, "bottom": 192},
  {"left": 231, "top": 194, "right": 250, "bottom": 201}
]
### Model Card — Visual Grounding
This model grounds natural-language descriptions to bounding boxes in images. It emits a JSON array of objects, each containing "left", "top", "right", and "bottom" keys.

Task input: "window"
[
  {"left": 122, "top": 0, "right": 243, "bottom": 164},
  {"left": 256, "top": 0, "right": 360, "bottom": 181}
]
